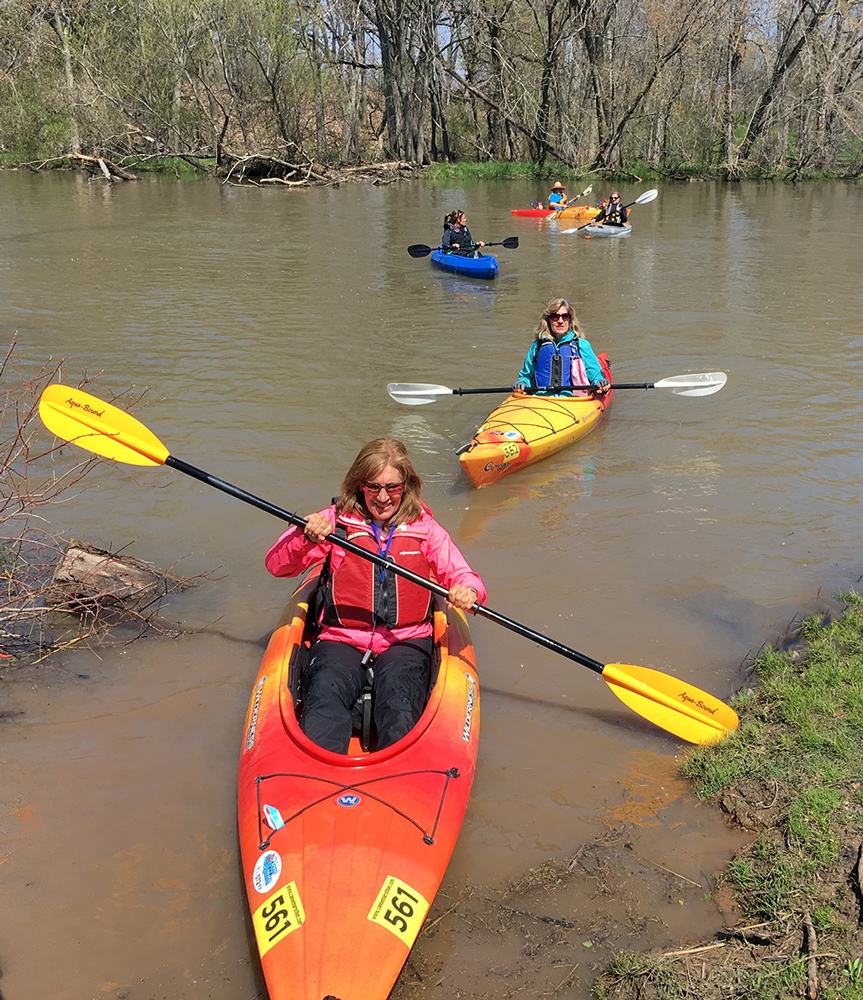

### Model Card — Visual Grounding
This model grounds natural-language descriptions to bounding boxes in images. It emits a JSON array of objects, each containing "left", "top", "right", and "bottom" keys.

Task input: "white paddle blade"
[
  {"left": 635, "top": 188, "right": 658, "bottom": 204},
  {"left": 654, "top": 372, "right": 727, "bottom": 396},
  {"left": 387, "top": 382, "right": 453, "bottom": 406}
]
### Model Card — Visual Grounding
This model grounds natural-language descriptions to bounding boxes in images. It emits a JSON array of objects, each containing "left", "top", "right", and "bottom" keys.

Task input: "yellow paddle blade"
[
  {"left": 602, "top": 663, "right": 739, "bottom": 744},
  {"left": 39, "top": 384, "right": 170, "bottom": 467}
]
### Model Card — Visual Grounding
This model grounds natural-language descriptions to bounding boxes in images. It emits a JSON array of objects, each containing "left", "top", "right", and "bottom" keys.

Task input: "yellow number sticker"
[
  {"left": 367, "top": 875, "right": 429, "bottom": 946},
  {"left": 252, "top": 881, "right": 305, "bottom": 957},
  {"left": 501, "top": 441, "right": 520, "bottom": 459}
]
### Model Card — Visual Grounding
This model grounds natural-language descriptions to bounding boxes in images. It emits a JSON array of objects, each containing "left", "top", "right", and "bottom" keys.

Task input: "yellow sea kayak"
[{"left": 457, "top": 355, "right": 612, "bottom": 487}]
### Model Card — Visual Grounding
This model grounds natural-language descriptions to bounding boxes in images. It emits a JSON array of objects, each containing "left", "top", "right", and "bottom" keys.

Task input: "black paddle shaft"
[
  {"left": 407, "top": 237, "right": 518, "bottom": 258},
  {"left": 165, "top": 455, "right": 606, "bottom": 675},
  {"left": 449, "top": 383, "right": 654, "bottom": 395}
]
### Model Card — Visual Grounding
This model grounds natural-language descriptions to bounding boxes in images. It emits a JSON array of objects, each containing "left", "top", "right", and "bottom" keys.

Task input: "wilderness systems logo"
[
  {"left": 679, "top": 689, "right": 718, "bottom": 715},
  {"left": 462, "top": 672, "right": 477, "bottom": 741},
  {"left": 66, "top": 397, "right": 105, "bottom": 418},
  {"left": 245, "top": 675, "right": 267, "bottom": 750}
]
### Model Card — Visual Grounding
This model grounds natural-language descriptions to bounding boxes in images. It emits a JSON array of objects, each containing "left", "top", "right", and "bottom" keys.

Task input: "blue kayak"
[{"left": 430, "top": 249, "right": 499, "bottom": 279}]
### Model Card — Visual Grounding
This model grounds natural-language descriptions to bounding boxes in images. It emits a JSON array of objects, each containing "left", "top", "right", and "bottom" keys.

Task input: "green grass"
[
  {"left": 682, "top": 599, "right": 863, "bottom": 799},
  {"left": 422, "top": 160, "right": 596, "bottom": 185},
  {"left": 121, "top": 156, "right": 216, "bottom": 179},
  {"left": 592, "top": 593, "right": 863, "bottom": 1000}
]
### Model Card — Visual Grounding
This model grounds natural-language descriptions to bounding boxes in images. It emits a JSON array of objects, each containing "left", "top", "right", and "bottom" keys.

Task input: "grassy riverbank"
[
  {"left": 5, "top": 153, "right": 853, "bottom": 185},
  {"left": 592, "top": 594, "right": 863, "bottom": 1000},
  {"left": 421, "top": 160, "right": 854, "bottom": 185},
  {"left": 422, "top": 160, "right": 658, "bottom": 186}
]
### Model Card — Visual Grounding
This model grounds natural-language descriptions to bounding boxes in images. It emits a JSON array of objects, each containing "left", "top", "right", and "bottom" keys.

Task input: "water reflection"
[{"left": 457, "top": 448, "right": 603, "bottom": 543}]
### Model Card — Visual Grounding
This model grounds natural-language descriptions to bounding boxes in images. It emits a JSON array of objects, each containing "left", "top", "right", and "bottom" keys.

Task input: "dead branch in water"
[
  {"left": 0, "top": 341, "right": 202, "bottom": 663},
  {"left": 23, "top": 153, "right": 138, "bottom": 180},
  {"left": 20, "top": 148, "right": 423, "bottom": 188},
  {"left": 220, "top": 153, "right": 421, "bottom": 187}
]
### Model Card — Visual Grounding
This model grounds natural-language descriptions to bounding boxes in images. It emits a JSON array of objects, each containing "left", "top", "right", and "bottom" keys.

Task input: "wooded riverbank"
[{"left": 1, "top": 1, "right": 860, "bottom": 182}]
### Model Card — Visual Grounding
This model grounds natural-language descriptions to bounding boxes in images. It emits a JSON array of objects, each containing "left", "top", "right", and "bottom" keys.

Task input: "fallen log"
[
  {"left": 45, "top": 540, "right": 185, "bottom": 614},
  {"left": 69, "top": 153, "right": 137, "bottom": 181}
]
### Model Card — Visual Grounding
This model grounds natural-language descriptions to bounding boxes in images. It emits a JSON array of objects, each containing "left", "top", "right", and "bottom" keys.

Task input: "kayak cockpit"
[{"left": 276, "top": 569, "right": 468, "bottom": 762}]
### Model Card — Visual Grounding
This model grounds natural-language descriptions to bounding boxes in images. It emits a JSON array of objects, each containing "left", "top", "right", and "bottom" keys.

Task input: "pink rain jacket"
[{"left": 265, "top": 505, "right": 487, "bottom": 656}]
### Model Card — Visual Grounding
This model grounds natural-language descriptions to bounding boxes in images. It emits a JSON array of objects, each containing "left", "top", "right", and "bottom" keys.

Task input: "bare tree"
[{"left": 734, "top": 0, "right": 839, "bottom": 168}]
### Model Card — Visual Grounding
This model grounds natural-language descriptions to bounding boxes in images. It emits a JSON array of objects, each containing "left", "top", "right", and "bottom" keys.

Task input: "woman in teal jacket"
[{"left": 512, "top": 298, "right": 610, "bottom": 397}]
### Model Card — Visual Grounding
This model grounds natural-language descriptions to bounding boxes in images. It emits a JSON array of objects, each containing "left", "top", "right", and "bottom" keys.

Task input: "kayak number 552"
[{"left": 368, "top": 875, "right": 430, "bottom": 944}]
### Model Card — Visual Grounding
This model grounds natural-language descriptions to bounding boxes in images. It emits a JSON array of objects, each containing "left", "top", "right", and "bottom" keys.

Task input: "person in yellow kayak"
[
  {"left": 441, "top": 209, "right": 485, "bottom": 255},
  {"left": 265, "top": 438, "right": 486, "bottom": 754},
  {"left": 594, "top": 190, "right": 628, "bottom": 226},
  {"left": 512, "top": 298, "right": 611, "bottom": 397},
  {"left": 547, "top": 181, "right": 567, "bottom": 207}
]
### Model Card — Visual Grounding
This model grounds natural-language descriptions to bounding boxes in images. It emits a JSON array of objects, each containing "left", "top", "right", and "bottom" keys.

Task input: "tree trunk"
[
  {"left": 735, "top": 0, "right": 835, "bottom": 164},
  {"left": 51, "top": 8, "right": 81, "bottom": 154}
]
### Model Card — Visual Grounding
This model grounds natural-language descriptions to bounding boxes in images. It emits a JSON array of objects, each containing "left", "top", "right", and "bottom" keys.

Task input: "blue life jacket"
[{"left": 534, "top": 339, "right": 579, "bottom": 388}]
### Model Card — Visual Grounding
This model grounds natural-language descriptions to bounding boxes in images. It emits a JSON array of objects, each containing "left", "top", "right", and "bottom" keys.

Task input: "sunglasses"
[
  {"left": 362, "top": 481, "right": 405, "bottom": 495},
  {"left": 548, "top": 312, "right": 570, "bottom": 322}
]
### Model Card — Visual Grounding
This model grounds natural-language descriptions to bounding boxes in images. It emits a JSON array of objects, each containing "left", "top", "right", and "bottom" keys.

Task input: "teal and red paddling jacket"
[{"left": 516, "top": 331, "right": 605, "bottom": 395}]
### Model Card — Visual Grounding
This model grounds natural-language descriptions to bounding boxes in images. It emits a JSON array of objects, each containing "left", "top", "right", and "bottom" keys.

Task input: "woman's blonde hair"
[
  {"left": 534, "top": 297, "right": 584, "bottom": 342},
  {"left": 335, "top": 438, "right": 424, "bottom": 526}
]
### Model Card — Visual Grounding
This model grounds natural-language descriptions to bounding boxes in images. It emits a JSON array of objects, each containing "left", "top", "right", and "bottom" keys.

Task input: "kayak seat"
[
  {"left": 289, "top": 571, "right": 442, "bottom": 753},
  {"left": 351, "top": 664, "right": 375, "bottom": 752},
  {"left": 350, "top": 640, "right": 441, "bottom": 752}
]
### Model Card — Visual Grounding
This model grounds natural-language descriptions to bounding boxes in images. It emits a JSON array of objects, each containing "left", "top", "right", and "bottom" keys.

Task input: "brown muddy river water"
[{"left": 1, "top": 171, "right": 862, "bottom": 999}]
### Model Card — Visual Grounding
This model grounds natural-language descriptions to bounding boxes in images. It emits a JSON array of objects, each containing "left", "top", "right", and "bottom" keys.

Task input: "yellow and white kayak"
[{"left": 457, "top": 355, "right": 612, "bottom": 487}]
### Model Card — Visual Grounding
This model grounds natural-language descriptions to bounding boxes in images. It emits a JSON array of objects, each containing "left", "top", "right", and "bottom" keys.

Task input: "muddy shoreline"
[{"left": 1, "top": 592, "right": 856, "bottom": 1000}]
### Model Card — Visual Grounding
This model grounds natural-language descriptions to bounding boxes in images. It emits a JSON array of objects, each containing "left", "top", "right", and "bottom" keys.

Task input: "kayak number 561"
[
  {"left": 367, "top": 875, "right": 429, "bottom": 945},
  {"left": 252, "top": 880, "right": 306, "bottom": 957}
]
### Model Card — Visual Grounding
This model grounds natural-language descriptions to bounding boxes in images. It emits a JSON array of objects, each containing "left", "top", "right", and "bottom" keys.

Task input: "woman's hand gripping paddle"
[{"left": 39, "top": 384, "right": 738, "bottom": 745}]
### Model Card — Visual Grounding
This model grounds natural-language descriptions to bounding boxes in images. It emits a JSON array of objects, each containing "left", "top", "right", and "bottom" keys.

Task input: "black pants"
[{"left": 300, "top": 637, "right": 433, "bottom": 754}]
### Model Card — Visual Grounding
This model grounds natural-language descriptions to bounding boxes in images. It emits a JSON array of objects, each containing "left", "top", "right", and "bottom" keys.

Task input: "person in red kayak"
[
  {"left": 441, "top": 209, "right": 485, "bottom": 255},
  {"left": 265, "top": 438, "right": 486, "bottom": 754},
  {"left": 548, "top": 181, "right": 567, "bottom": 207}
]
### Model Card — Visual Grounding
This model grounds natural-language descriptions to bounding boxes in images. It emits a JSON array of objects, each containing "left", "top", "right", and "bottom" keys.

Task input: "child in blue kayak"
[
  {"left": 512, "top": 298, "right": 611, "bottom": 397},
  {"left": 441, "top": 209, "right": 485, "bottom": 256}
]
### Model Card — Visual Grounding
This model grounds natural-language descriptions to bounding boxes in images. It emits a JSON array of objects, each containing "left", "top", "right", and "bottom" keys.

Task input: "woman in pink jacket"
[{"left": 265, "top": 438, "right": 486, "bottom": 754}]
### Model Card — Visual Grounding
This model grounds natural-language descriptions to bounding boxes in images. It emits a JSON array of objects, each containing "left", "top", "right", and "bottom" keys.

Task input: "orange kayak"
[
  {"left": 552, "top": 205, "right": 601, "bottom": 220},
  {"left": 238, "top": 569, "right": 480, "bottom": 1000},
  {"left": 458, "top": 354, "right": 612, "bottom": 487}
]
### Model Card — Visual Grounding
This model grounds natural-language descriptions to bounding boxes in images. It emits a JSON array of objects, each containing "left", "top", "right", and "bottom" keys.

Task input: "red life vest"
[{"left": 320, "top": 520, "right": 433, "bottom": 630}]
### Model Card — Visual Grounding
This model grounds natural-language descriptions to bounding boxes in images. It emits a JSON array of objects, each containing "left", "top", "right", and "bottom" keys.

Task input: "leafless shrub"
[{"left": 0, "top": 339, "right": 203, "bottom": 664}]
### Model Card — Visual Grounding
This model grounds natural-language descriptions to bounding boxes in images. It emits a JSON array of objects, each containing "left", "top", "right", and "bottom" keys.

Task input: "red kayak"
[
  {"left": 510, "top": 207, "right": 555, "bottom": 218},
  {"left": 238, "top": 568, "right": 480, "bottom": 1000},
  {"left": 511, "top": 206, "right": 601, "bottom": 220}
]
